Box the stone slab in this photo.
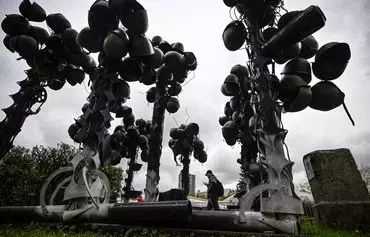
[303,148,369,203]
[313,201,370,230]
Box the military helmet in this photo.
[77,27,104,53]
[309,81,344,111]
[281,57,312,84]
[222,121,238,146]
[103,29,129,60]
[279,74,308,102]
[163,51,185,72]
[283,86,312,112]
[223,74,240,95]
[88,0,118,34]
[19,0,46,22]
[129,35,154,57]
[1,14,31,36]
[28,26,49,45]
[223,20,246,51]
[119,0,148,34]
[46,13,71,34]
[119,57,143,82]
[166,97,180,113]
[298,35,319,59]
[312,42,351,80]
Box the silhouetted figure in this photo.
[204,170,223,210]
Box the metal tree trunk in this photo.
[123,153,137,203]
[145,82,167,201]
[0,78,45,160]
[236,18,301,230]
[181,155,190,195]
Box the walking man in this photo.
[204,170,223,210]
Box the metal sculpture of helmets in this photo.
[37,0,198,217]
[143,37,198,202]
[144,36,197,111]
[169,123,207,195]
[221,0,354,234]
[0,0,92,160]
[39,0,155,220]
[121,118,153,202]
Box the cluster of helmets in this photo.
[1,0,94,91]
[68,103,152,167]
[168,123,207,165]
[224,0,282,29]
[131,118,153,162]
[79,0,151,66]
[269,9,350,113]
[222,3,352,117]
[68,101,113,150]
[219,64,256,146]
[67,65,133,149]
[121,118,152,198]
[222,0,283,51]
[145,36,198,114]
[100,117,151,167]
[78,0,197,90]
[279,41,350,113]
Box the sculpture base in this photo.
[313,201,370,231]
[0,204,302,234]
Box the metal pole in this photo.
[123,149,137,203]
[242,17,299,226]
[0,205,289,232]
[181,155,190,195]
[145,80,166,202]
[0,201,192,224]
[0,77,46,160]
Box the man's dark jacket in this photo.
[207,175,219,197]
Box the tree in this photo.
[359,165,370,193]
[0,143,73,206]
[103,165,124,202]
[0,143,123,206]
[168,123,207,196]
[144,38,199,202]
[296,181,311,192]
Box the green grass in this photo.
[0,224,184,237]
[0,219,369,237]
[0,224,108,237]
[300,217,370,237]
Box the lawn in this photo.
[0,218,369,237]
[300,217,370,237]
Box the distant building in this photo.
[178,173,196,196]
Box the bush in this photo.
[0,143,123,206]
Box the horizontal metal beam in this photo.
[189,210,274,232]
[0,203,276,232]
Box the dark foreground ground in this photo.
[0,218,369,237]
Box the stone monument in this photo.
[303,148,370,230]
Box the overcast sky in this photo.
[0,0,369,193]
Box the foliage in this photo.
[196,194,207,199]
[0,143,74,206]
[193,193,235,201]
[1,220,370,237]
[0,224,108,237]
[103,165,124,201]
[219,192,236,201]
[359,165,370,193]
[0,143,124,206]
[296,181,312,192]
[300,217,370,237]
